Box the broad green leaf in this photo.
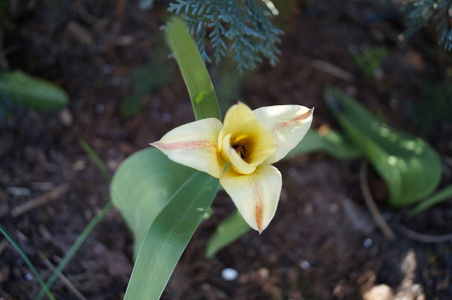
[123,172,219,300]
[0,224,55,300]
[205,210,250,259]
[325,87,441,206]
[287,129,363,160]
[0,70,69,110]
[166,18,221,121]
[110,148,195,256]
[410,185,452,216]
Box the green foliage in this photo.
[288,129,363,160]
[166,18,221,120]
[168,0,283,72]
[79,139,111,181]
[404,0,452,50]
[111,148,195,257]
[122,172,218,300]
[205,210,250,259]
[353,47,388,77]
[0,224,55,300]
[0,70,69,110]
[325,87,442,207]
[410,185,452,216]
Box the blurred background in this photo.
[0,0,451,299]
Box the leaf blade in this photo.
[123,172,219,299]
[205,210,250,259]
[110,148,196,256]
[410,185,452,216]
[324,87,441,206]
[288,129,363,160]
[166,18,221,121]
[0,70,68,110]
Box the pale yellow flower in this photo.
[152,103,313,233]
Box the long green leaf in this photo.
[410,185,452,216]
[111,148,195,256]
[288,129,363,160]
[0,224,55,300]
[35,202,113,300]
[0,70,68,110]
[123,172,219,300]
[325,87,441,206]
[166,18,221,121]
[205,210,250,259]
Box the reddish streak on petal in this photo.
[156,140,217,153]
[271,110,312,132]
[252,177,264,233]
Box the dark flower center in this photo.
[232,142,248,159]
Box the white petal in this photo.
[220,165,282,233]
[151,118,225,178]
[253,105,313,164]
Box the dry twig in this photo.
[11,184,69,217]
[359,161,395,240]
[40,255,88,300]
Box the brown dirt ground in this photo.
[1,0,451,299]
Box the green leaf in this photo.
[110,148,195,257]
[205,210,250,259]
[123,172,219,300]
[287,129,363,160]
[166,18,221,121]
[0,70,69,110]
[0,224,55,300]
[410,185,452,216]
[325,87,441,206]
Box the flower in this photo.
[151,103,313,233]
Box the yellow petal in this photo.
[219,103,276,174]
[151,118,225,178]
[253,105,313,164]
[220,164,282,233]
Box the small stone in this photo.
[221,268,238,281]
[59,109,73,126]
[300,260,311,270]
[363,284,394,300]
[363,238,373,248]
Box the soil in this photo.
[1,0,452,299]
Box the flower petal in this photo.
[151,118,225,178]
[219,102,276,174]
[220,164,282,233]
[253,105,313,164]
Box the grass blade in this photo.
[35,202,113,300]
[0,224,55,300]
[123,172,219,300]
[79,139,111,182]
[166,18,221,121]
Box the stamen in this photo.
[232,142,248,159]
